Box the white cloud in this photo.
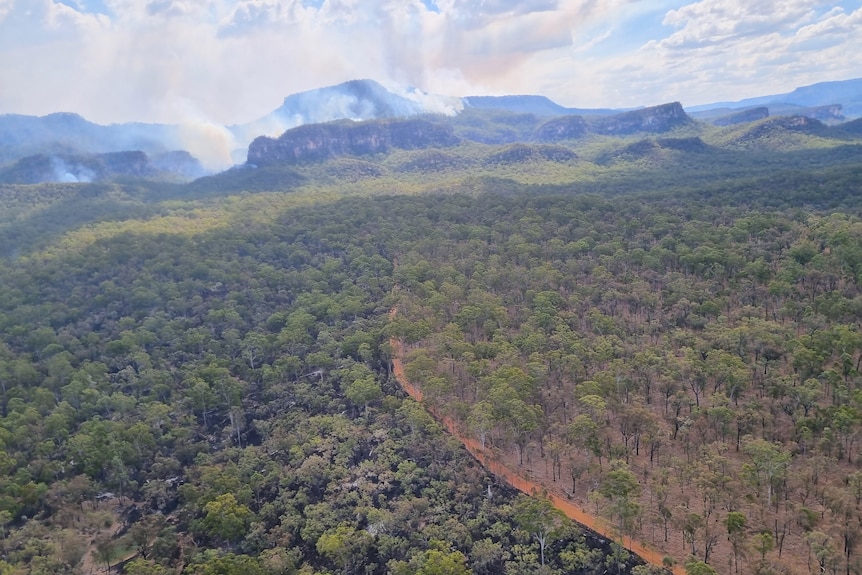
[657,0,824,50]
[0,0,860,152]
[0,0,15,22]
[621,1,862,106]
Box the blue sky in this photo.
[0,0,860,125]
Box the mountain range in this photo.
[687,77,862,118]
[1,77,861,183]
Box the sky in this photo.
[0,0,861,126]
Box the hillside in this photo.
[5,76,860,180]
[0,107,861,575]
[0,150,204,184]
[389,188,862,575]
[0,113,184,167]
[0,190,658,575]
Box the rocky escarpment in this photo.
[719,115,828,150]
[798,104,844,122]
[591,102,691,135]
[713,107,770,126]
[247,118,460,165]
[747,115,825,138]
[535,102,692,142]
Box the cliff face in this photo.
[247,118,460,165]
[535,102,691,142]
[753,115,825,134]
[591,102,690,135]
[799,104,844,122]
[721,115,827,150]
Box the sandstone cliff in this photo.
[247,118,460,166]
[535,102,691,142]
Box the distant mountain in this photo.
[0,150,204,184]
[709,115,831,152]
[0,113,179,162]
[689,78,862,118]
[693,104,844,126]
[246,102,695,167]
[247,118,459,166]
[232,79,461,144]
[0,112,213,178]
[463,95,619,117]
[535,102,692,142]
[3,77,860,177]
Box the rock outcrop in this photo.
[721,115,828,150]
[247,118,460,166]
[535,102,692,142]
[748,115,825,137]
[798,104,844,122]
[591,102,691,135]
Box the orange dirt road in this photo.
[389,314,685,575]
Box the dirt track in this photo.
[389,311,686,575]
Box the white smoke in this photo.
[388,83,464,116]
[50,157,94,183]
[176,120,236,171]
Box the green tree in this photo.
[316,523,373,575]
[685,560,717,575]
[598,460,641,540]
[724,511,747,573]
[568,414,603,467]
[415,547,471,575]
[512,493,564,566]
[751,531,775,561]
[344,374,382,416]
[742,438,790,508]
[187,552,266,575]
[125,558,170,575]
[201,493,253,547]
[468,400,496,450]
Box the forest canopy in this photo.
[0,113,861,575]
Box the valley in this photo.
[0,78,861,575]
